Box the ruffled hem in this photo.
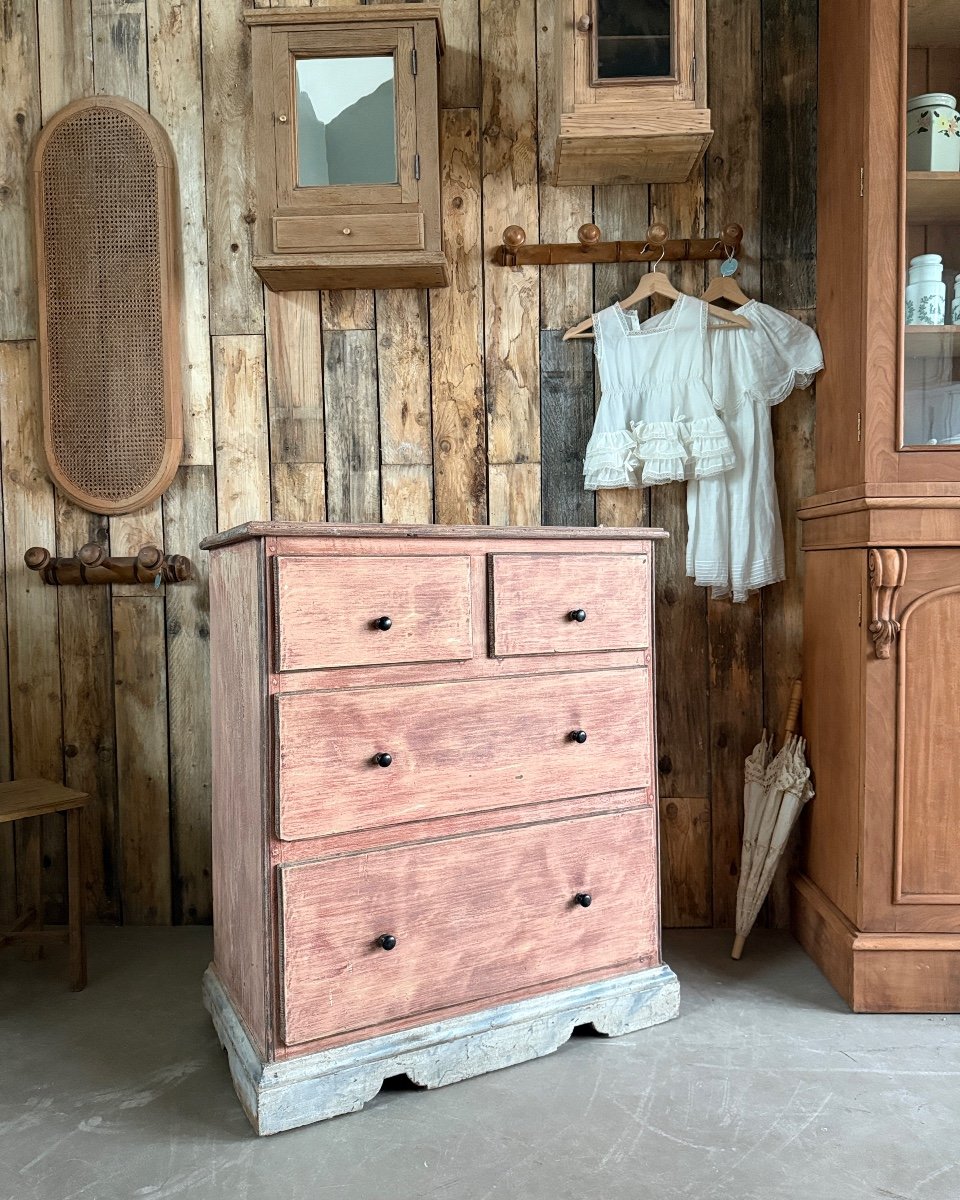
[584,415,735,489]
[700,561,786,604]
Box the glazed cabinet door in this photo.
[862,546,960,929]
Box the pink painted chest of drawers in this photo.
[201,522,679,1134]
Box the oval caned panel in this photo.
[32,97,183,514]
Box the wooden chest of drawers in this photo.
[201,523,679,1135]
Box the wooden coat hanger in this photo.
[701,243,753,309]
[562,246,752,342]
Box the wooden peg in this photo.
[721,222,744,249]
[24,547,51,573]
[502,225,526,253]
[577,223,602,246]
[646,222,670,245]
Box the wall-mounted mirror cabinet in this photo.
[552,0,712,184]
[246,5,447,291]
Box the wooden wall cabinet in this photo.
[795,0,960,1011]
[246,5,448,291]
[552,0,712,185]
[201,523,679,1135]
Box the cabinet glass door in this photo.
[295,55,398,188]
[901,1,960,448]
[593,0,674,83]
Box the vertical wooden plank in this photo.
[659,796,712,927]
[39,0,119,924]
[430,108,486,525]
[481,0,540,524]
[537,0,592,332]
[265,289,326,521]
[323,330,381,522]
[201,0,263,336]
[761,0,819,927]
[593,184,650,530]
[164,464,215,923]
[213,335,271,530]
[56,503,120,923]
[381,465,433,523]
[439,0,480,109]
[0,0,39,339]
[0,342,65,922]
[113,593,170,924]
[92,0,148,104]
[540,333,594,527]
[320,290,375,332]
[702,0,765,930]
[488,464,541,528]
[147,0,213,465]
[37,1,94,119]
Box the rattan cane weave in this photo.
[31,97,183,515]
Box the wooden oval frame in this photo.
[31,96,184,515]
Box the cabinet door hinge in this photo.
[857,411,862,442]
[411,47,418,75]
[414,153,421,181]
[860,165,864,197]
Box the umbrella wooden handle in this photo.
[781,679,802,744]
[731,934,747,960]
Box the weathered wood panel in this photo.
[0,0,818,930]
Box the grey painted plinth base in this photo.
[203,964,680,1136]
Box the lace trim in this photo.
[736,361,824,412]
[584,415,735,489]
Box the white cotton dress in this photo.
[634,299,824,601]
[583,294,736,488]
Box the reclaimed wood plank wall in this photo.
[0,0,816,927]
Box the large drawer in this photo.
[489,553,650,657]
[275,667,652,840]
[278,807,658,1045]
[274,555,474,671]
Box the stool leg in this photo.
[16,816,42,960]
[66,807,86,991]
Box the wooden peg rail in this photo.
[498,221,744,267]
[24,543,192,586]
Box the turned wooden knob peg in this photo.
[137,545,164,572]
[722,223,744,248]
[576,12,592,31]
[24,547,50,572]
[577,224,602,246]
[647,222,670,246]
[502,225,526,252]
[77,542,106,567]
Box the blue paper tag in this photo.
[720,257,739,277]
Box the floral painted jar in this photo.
[907,93,960,171]
[906,254,946,325]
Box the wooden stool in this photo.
[0,780,89,990]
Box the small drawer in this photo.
[275,667,651,840]
[489,553,650,657]
[273,212,425,253]
[278,807,658,1045]
[274,555,473,672]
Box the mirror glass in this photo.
[295,55,398,187]
[596,0,673,80]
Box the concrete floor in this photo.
[1,930,959,1200]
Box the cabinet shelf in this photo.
[909,0,960,47]
[905,325,960,357]
[907,172,960,223]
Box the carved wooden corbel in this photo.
[868,548,908,659]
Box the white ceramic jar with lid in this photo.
[906,253,945,325]
[907,94,960,171]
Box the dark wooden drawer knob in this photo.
[373,615,393,631]
[569,608,587,622]
[570,729,588,744]
[373,752,393,768]
[376,934,397,950]
[574,893,592,908]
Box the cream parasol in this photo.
[731,680,813,960]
